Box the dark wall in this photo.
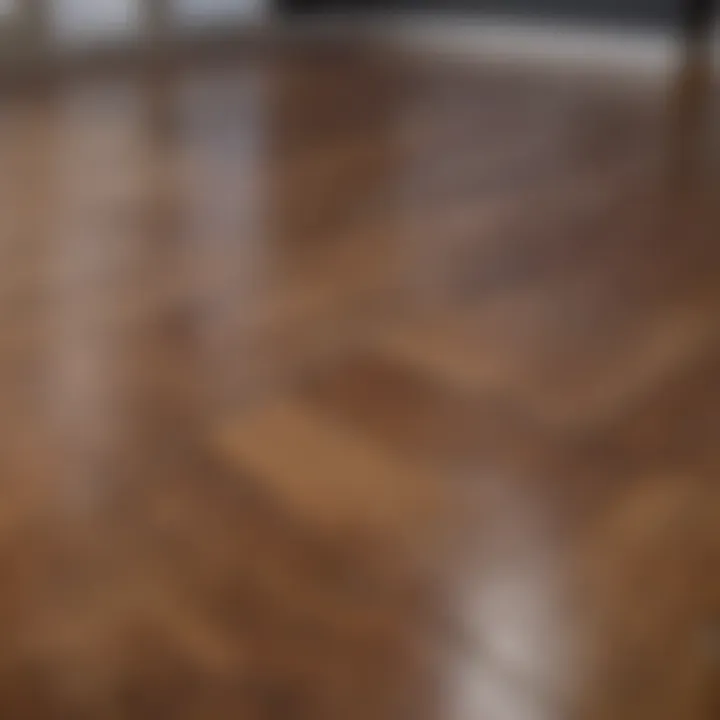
[281,0,684,27]
[398,0,681,25]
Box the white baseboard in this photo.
[283,11,719,80]
[390,17,681,75]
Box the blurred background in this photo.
[0,0,715,63]
[0,2,717,719]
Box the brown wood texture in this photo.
[0,44,718,719]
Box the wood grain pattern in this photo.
[0,43,718,719]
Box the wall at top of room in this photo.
[281,0,684,27]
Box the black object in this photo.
[684,0,716,39]
[280,0,717,38]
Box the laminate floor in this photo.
[0,43,718,719]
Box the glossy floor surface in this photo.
[0,44,719,719]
